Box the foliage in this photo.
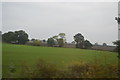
[2,31,15,43]
[26,41,33,45]
[74,33,84,44]
[53,35,58,40]
[47,38,55,47]
[52,33,66,47]
[74,33,84,48]
[103,43,107,46]
[57,38,64,47]
[26,40,42,46]
[71,41,75,44]
[94,42,99,46]
[74,33,92,49]
[19,60,118,78]
[14,30,29,44]
[2,30,29,44]
[42,39,46,42]
[113,40,120,53]
[35,59,58,78]
[59,33,66,43]
[31,38,35,41]
[9,64,16,73]
[32,40,42,46]
[47,33,66,47]
[21,59,58,78]
[59,33,65,39]
[83,40,93,49]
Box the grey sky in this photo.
[2,2,118,45]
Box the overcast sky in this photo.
[2,2,118,45]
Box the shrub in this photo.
[67,62,91,78]
[34,59,58,78]
[20,60,118,78]
[21,59,58,78]
[58,38,64,47]
[32,40,42,46]
[47,38,55,47]
[26,40,42,46]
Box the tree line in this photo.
[2,30,119,49]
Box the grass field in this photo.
[2,43,118,78]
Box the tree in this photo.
[53,35,58,45]
[32,40,42,46]
[58,33,66,43]
[113,40,120,53]
[52,33,66,47]
[83,40,93,49]
[2,30,29,44]
[26,39,42,46]
[71,41,75,44]
[59,33,65,38]
[43,39,46,42]
[47,38,55,47]
[58,38,64,47]
[14,30,29,44]
[53,35,58,40]
[2,31,15,43]
[103,43,107,46]
[74,33,84,48]
[94,43,99,46]
[74,33,92,49]
[31,38,35,41]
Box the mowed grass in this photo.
[2,43,118,77]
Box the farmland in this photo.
[2,43,118,78]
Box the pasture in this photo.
[2,43,118,78]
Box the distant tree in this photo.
[59,33,65,38]
[2,31,15,43]
[26,39,42,46]
[14,30,29,44]
[31,39,35,41]
[94,43,99,46]
[58,33,66,43]
[47,38,55,47]
[103,43,107,46]
[84,40,93,49]
[53,35,58,45]
[32,40,42,46]
[53,35,58,40]
[43,39,46,42]
[26,41,33,45]
[2,30,29,44]
[113,40,120,53]
[58,38,64,47]
[71,41,75,44]
[74,33,84,48]
[74,33,92,49]
[52,33,66,46]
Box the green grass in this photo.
[2,43,118,77]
